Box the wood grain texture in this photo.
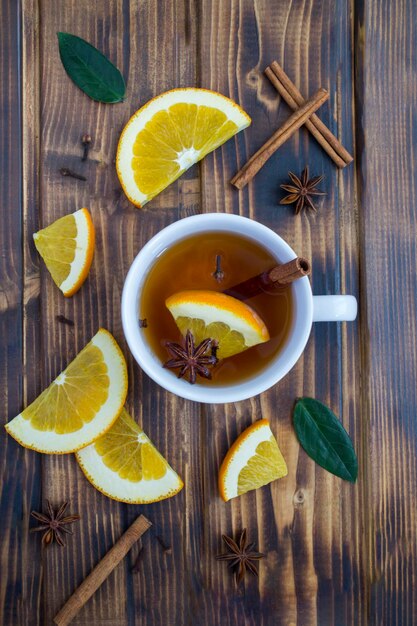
[198,1,364,624]
[0,1,43,624]
[1,0,416,625]
[356,0,417,624]
[32,1,200,625]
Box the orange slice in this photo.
[116,88,251,207]
[165,290,270,359]
[5,329,128,453]
[33,208,95,297]
[76,407,183,503]
[219,419,287,501]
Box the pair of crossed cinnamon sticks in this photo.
[231,61,353,190]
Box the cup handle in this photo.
[312,295,357,322]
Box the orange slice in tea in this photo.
[33,208,95,297]
[165,290,270,359]
[116,88,251,207]
[76,407,184,503]
[5,329,128,453]
[219,419,287,501]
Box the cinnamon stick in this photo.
[266,61,353,167]
[54,515,151,626]
[231,88,329,189]
[224,257,311,301]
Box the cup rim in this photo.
[121,213,313,403]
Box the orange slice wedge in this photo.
[219,419,287,501]
[166,290,270,359]
[76,407,183,503]
[5,329,128,453]
[116,88,250,207]
[33,208,95,297]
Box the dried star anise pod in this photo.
[280,165,326,214]
[216,529,265,585]
[30,500,80,547]
[163,330,218,384]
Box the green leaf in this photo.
[57,32,126,103]
[293,397,358,482]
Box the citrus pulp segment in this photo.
[33,208,95,297]
[165,290,270,359]
[116,88,251,207]
[4,329,128,453]
[219,419,287,501]
[76,407,184,503]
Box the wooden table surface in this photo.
[1,1,416,625]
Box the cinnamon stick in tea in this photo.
[231,88,329,190]
[224,257,311,301]
[54,515,152,626]
[265,61,353,167]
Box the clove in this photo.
[213,255,225,283]
[81,134,92,161]
[156,535,172,555]
[56,315,75,327]
[59,168,86,181]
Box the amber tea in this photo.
[140,231,293,386]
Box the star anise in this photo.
[216,529,265,585]
[30,500,80,547]
[280,165,326,214]
[163,330,218,384]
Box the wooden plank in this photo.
[0,1,43,625]
[357,0,417,623]
[199,1,364,624]
[31,0,200,624]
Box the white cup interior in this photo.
[121,214,313,403]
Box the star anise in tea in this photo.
[216,529,265,585]
[280,165,326,214]
[163,330,218,384]
[30,500,80,547]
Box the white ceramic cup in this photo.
[122,213,357,403]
